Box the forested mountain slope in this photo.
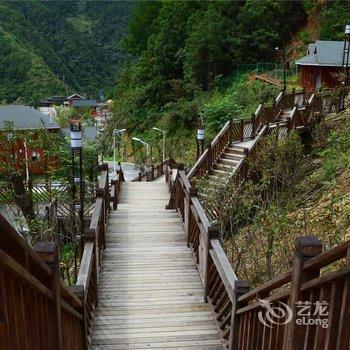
[109,0,350,165]
[0,1,135,104]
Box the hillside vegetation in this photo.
[109,0,350,164]
[215,99,350,287]
[0,1,135,104]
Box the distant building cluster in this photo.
[0,92,109,176]
[38,93,111,121]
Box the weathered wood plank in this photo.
[90,181,222,349]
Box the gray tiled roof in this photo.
[0,105,60,130]
[71,99,99,107]
[296,40,348,67]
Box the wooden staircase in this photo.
[210,145,246,180]
[89,181,222,349]
[189,90,327,220]
[1,128,350,350]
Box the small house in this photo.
[71,99,99,116]
[39,95,66,107]
[0,105,60,175]
[295,40,349,91]
[66,93,85,105]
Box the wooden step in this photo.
[214,163,236,173]
[90,181,222,349]
[212,169,230,177]
[227,145,246,154]
[218,157,239,166]
[221,152,243,161]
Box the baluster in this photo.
[272,100,276,120]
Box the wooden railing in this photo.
[72,167,111,341]
[189,121,233,179]
[188,91,301,180]
[166,164,350,350]
[287,92,330,132]
[0,165,121,349]
[132,158,174,182]
[167,170,250,348]
[111,167,124,210]
[0,216,86,350]
[234,236,350,350]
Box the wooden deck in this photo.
[90,181,222,349]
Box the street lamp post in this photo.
[342,23,350,79]
[113,129,126,179]
[152,127,166,163]
[132,137,151,163]
[70,123,84,275]
[275,43,287,92]
[341,23,350,111]
[196,122,205,160]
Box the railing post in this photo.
[229,280,250,350]
[272,100,276,119]
[165,166,169,184]
[33,242,63,350]
[70,284,88,350]
[240,119,244,141]
[184,187,197,242]
[251,113,256,138]
[111,180,118,210]
[286,236,323,350]
[207,144,212,175]
[151,165,155,181]
[203,226,219,302]
[96,188,105,250]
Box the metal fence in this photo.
[232,62,297,80]
[0,181,97,217]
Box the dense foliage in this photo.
[196,97,350,287]
[319,0,350,40]
[108,0,305,162]
[0,0,135,104]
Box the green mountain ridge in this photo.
[0,0,135,104]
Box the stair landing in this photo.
[90,182,222,349]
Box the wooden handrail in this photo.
[211,120,231,148]
[188,148,209,179]
[209,239,238,302]
[303,239,350,270]
[234,236,350,349]
[132,158,174,182]
[76,242,94,291]
[238,269,292,304]
[0,164,122,349]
